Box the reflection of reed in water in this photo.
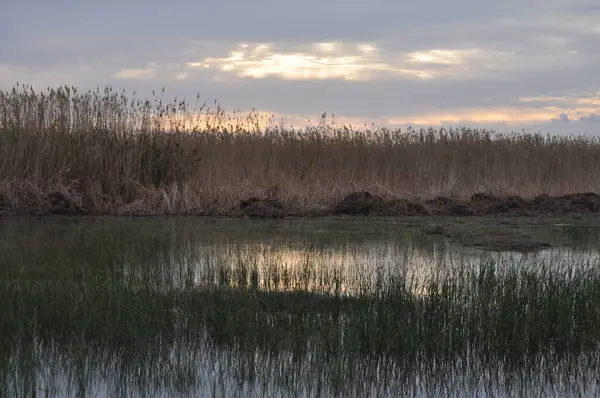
[2,218,600,397]
[3,253,600,396]
[117,236,600,301]
[4,336,599,397]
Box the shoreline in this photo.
[3,85,600,221]
[2,190,600,218]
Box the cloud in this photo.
[2,0,600,135]
[552,113,571,122]
[184,42,485,82]
[581,113,600,122]
[406,49,472,65]
[519,94,600,107]
[114,68,157,80]
[552,112,600,124]
[393,107,569,125]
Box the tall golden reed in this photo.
[1,84,599,214]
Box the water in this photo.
[1,217,600,397]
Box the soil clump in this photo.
[2,188,600,218]
[332,191,600,218]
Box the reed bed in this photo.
[1,84,600,215]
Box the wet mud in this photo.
[2,189,600,219]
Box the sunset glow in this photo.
[186,42,479,81]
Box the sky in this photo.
[1,0,600,134]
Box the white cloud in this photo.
[186,42,489,82]
[173,72,188,80]
[406,49,475,65]
[519,93,600,107]
[113,67,157,80]
[3,0,600,135]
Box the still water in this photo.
[1,217,599,397]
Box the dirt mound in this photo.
[2,187,600,218]
[0,190,89,216]
[238,197,284,218]
[554,192,600,212]
[468,194,528,215]
[423,196,474,216]
[46,192,88,215]
[468,192,600,215]
[331,191,600,217]
[334,191,383,215]
[371,199,428,216]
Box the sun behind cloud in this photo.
[184,42,480,82]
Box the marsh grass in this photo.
[2,259,600,396]
[1,218,600,396]
[2,84,600,215]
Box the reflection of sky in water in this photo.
[122,226,600,297]
[15,343,600,398]
[5,220,600,397]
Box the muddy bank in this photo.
[238,191,600,219]
[332,191,600,217]
[0,191,89,216]
[1,189,600,218]
[426,224,553,253]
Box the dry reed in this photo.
[1,83,600,215]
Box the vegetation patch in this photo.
[2,84,600,217]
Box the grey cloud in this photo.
[552,113,571,122]
[1,60,596,121]
[0,0,559,52]
[581,114,600,122]
[2,0,600,135]
[3,0,597,70]
[552,112,600,124]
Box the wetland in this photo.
[1,216,600,397]
[3,85,600,396]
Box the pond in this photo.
[1,217,600,397]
